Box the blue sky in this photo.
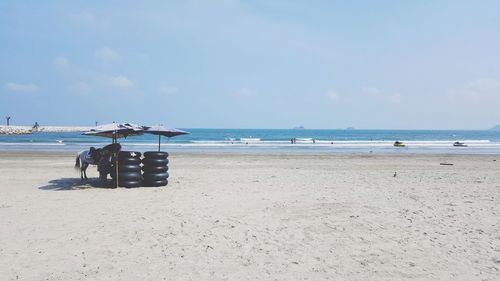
[1,0,499,129]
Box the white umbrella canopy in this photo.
[142,125,189,151]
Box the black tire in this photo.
[143,172,169,181]
[111,171,142,181]
[118,151,141,158]
[142,158,169,166]
[118,164,142,173]
[144,151,168,159]
[118,157,142,165]
[143,179,168,187]
[142,165,168,173]
[119,180,142,188]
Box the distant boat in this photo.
[453,141,467,147]
[393,141,406,147]
[293,126,305,129]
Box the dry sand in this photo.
[0,152,499,280]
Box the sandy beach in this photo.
[0,152,498,280]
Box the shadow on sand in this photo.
[39,178,114,191]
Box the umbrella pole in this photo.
[158,135,161,152]
[115,153,119,188]
[113,132,119,188]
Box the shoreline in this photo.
[0,147,500,155]
[1,150,500,157]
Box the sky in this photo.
[1,0,499,129]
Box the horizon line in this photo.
[0,124,498,131]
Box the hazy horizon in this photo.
[1,122,498,131]
[1,1,499,130]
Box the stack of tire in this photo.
[111,151,142,188]
[142,151,169,187]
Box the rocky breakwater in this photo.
[0,126,33,135]
[0,125,91,135]
[37,126,91,132]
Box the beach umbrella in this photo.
[142,125,189,151]
[83,122,144,143]
[83,122,145,188]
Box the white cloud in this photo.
[159,86,178,95]
[325,89,339,101]
[110,76,133,88]
[235,88,256,97]
[96,47,119,61]
[5,82,39,93]
[54,56,70,68]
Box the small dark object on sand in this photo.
[440,163,454,166]
[393,172,397,177]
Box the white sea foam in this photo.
[186,139,495,147]
[239,138,261,142]
[1,139,500,154]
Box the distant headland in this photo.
[490,125,500,131]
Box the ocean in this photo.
[1,128,500,154]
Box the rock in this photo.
[0,126,33,135]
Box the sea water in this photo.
[1,129,500,154]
